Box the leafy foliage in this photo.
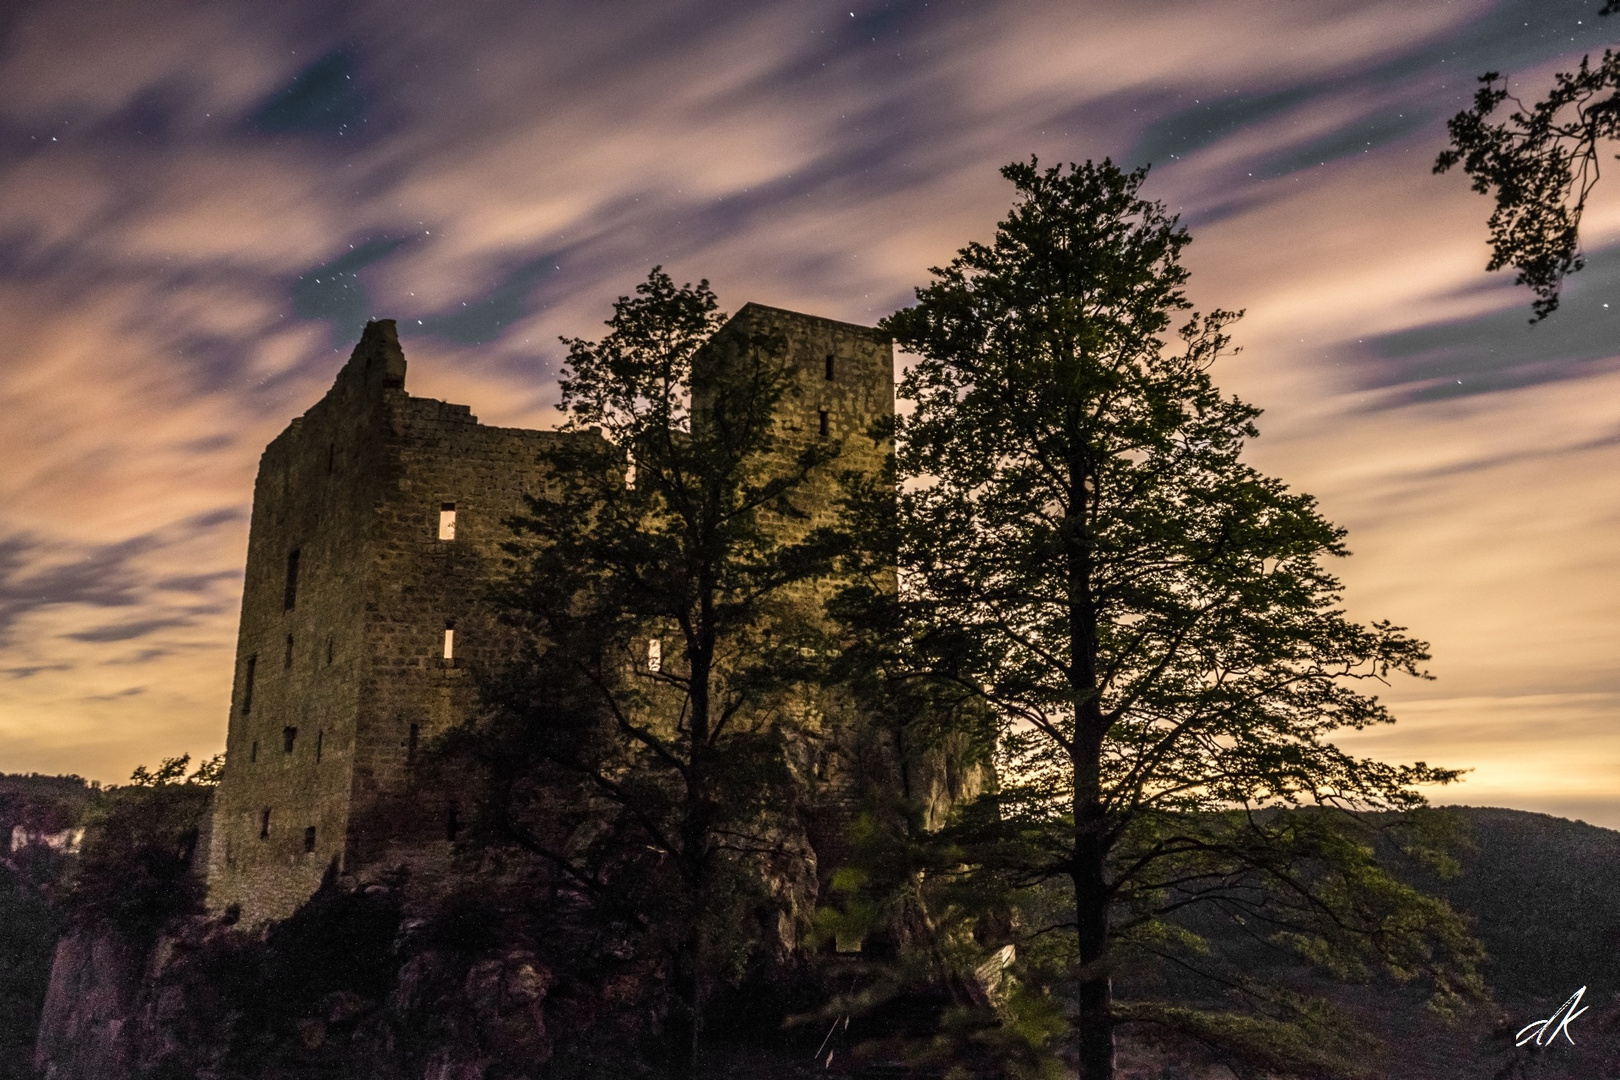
[864,157,1481,1078]
[65,757,216,936]
[129,753,223,788]
[1435,3,1620,319]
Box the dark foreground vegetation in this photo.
[9,784,1620,1079]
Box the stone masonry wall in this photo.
[208,307,901,926]
[344,391,592,886]
[208,323,409,924]
[207,322,601,923]
[692,305,898,876]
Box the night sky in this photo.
[4,0,1620,823]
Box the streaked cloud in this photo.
[2,0,1619,821]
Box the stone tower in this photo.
[206,306,895,925]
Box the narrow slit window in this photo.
[315,729,324,764]
[407,723,419,765]
[647,638,662,673]
[250,740,258,763]
[326,636,334,666]
[303,826,317,853]
[438,503,457,540]
[326,444,335,473]
[242,655,257,715]
[825,353,835,380]
[446,805,461,842]
[259,808,271,839]
[443,622,455,661]
[283,726,297,754]
[283,549,301,611]
[818,410,830,437]
[284,634,294,669]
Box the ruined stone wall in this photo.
[207,323,408,924]
[696,303,894,535]
[209,308,903,925]
[208,321,607,923]
[718,308,986,836]
[692,305,899,875]
[344,391,591,884]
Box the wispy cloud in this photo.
[2,0,1619,818]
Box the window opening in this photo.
[647,638,662,673]
[825,353,835,380]
[443,622,456,661]
[283,549,300,611]
[304,826,317,853]
[250,740,258,763]
[284,634,294,669]
[818,410,829,437]
[326,636,334,666]
[326,444,335,473]
[283,726,297,754]
[259,808,271,839]
[242,655,257,715]
[438,503,457,540]
[315,729,324,763]
[446,805,461,842]
[407,723,419,765]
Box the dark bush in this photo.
[66,782,211,937]
[256,879,403,1012]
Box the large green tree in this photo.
[477,269,839,1075]
[874,159,1479,1079]
[1435,1,1620,319]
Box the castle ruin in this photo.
[205,305,898,925]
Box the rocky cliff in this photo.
[31,883,568,1080]
[34,931,147,1080]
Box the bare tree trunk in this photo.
[1069,447,1113,1080]
[689,924,706,1079]
[1074,801,1114,1080]
[1073,697,1113,1080]
[680,616,716,1079]
[675,799,711,1079]
[670,927,705,1079]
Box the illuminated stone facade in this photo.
[205,306,901,925]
